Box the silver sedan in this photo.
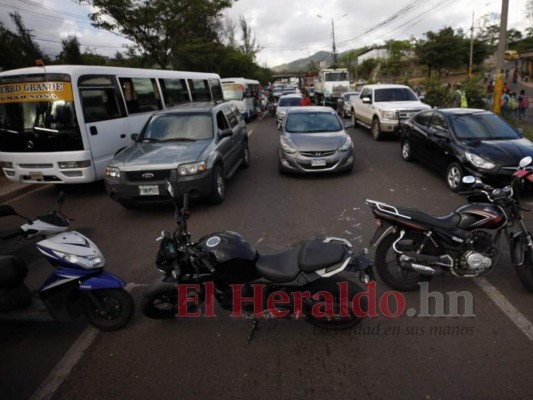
[278,106,354,174]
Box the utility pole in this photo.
[493,0,509,114]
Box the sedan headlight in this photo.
[380,110,397,120]
[466,152,496,170]
[178,161,207,176]
[105,166,120,178]
[338,136,352,151]
[280,140,297,154]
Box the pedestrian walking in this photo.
[518,89,529,120]
[451,83,468,108]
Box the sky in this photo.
[0,0,531,68]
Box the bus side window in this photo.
[209,78,224,102]
[159,78,190,108]
[119,77,162,114]
[80,88,122,123]
[188,79,212,102]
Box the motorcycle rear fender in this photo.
[369,221,396,247]
[77,271,126,290]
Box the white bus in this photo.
[0,65,225,184]
[221,77,260,121]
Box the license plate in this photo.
[139,185,159,196]
[30,172,44,181]
[311,158,326,167]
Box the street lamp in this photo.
[316,13,348,66]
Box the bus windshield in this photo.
[0,81,82,152]
[222,83,245,100]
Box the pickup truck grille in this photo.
[398,109,424,120]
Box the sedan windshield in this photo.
[451,113,521,140]
[278,97,302,107]
[141,113,213,141]
[285,112,342,133]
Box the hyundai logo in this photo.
[314,152,322,157]
[27,141,34,149]
[142,173,155,179]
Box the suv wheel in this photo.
[210,165,225,204]
[241,142,250,169]
[371,118,383,141]
[351,112,358,128]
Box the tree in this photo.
[80,0,234,69]
[9,12,48,65]
[56,35,84,64]
[239,16,261,60]
[414,27,466,77]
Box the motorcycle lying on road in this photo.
[0,193,134,330]
[366,156,533,292]
[142,181,374,340]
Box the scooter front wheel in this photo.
[85,289,134,331]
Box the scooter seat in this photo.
[0,255,28,289]
[298,240,347,272]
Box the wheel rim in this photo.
[372,121,379,138]
[244,146,249,164]
[95,296,122,320]
[402,142,410,159]
[216,171,225,197]
[447,166,461,189]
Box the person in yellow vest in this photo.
[451,82,468,108]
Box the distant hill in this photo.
[272,51,333,72]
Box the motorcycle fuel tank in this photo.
[197,231,259,282]
[455,203,507,230]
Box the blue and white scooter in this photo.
[0,193,134,331]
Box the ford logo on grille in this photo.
[142,173,155,179]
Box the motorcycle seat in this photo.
[256,247,300,283]
[255,240,348,283]
[395,208,461,230]
[297,240,347,272]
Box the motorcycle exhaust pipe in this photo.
[399,255,439,276]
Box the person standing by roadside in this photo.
[451,83,468,108]
[501,89,511,117]
[518,89,529,120]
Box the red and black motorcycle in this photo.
[366,156,533,292]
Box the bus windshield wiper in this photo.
[34,126,59,134]
[162,138,197,142]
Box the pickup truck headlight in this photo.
[178,161,207,176]
[338,136,352,152]
[380,110,397,120]
[466,152,495,170]
[105,166,120,178]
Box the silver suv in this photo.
[105,102,249,207]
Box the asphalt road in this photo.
[1,115,533,400]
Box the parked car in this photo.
[278,106,354,174]
[400,108,533,191]
[337,91,360,118]
[105,102,250,207]
[276,93,302,124]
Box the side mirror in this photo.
[362,97,371,104]
[0,205,17,218]
[219,128,233,138]
[131,133,139,141]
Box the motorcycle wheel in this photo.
[85,289,134,331]
[375,233,432,291]
[304,275,366,330]
[516,249,533,292]
[142,287,178,319]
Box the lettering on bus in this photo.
[0,82,73,103]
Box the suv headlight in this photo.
[105,166,120,178]
[338,136,352,151]
[466,152,495,170]
[380,110,397,120]
[178,161,207,176]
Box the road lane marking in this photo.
[29,282,139,400]
[475,277,533,341]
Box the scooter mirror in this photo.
[462,176,476,184]
[519,156,532,169]
[0,204,17,217]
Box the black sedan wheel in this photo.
[446,162,464,192]
[401,139,413,161]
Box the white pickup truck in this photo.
[350,84,430,140]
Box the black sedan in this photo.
[400,108,533,191]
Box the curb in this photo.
[0,182,43,203]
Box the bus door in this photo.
[79,76,130,180]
